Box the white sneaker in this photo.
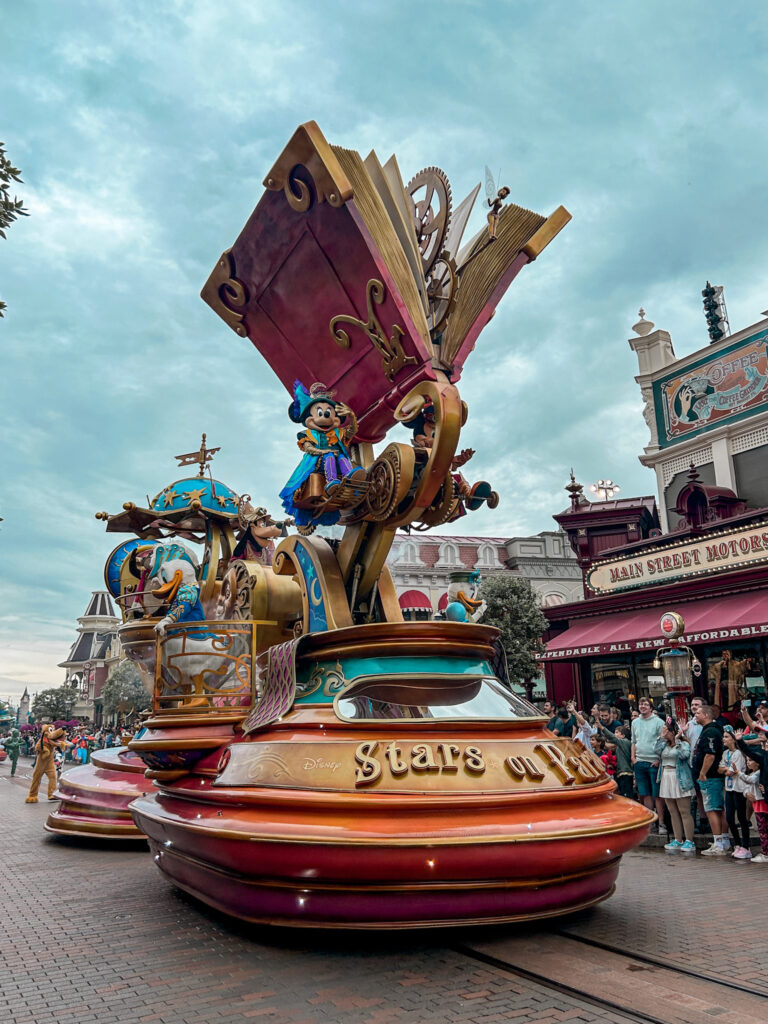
[701,842,728,856]
[751,853,768,863]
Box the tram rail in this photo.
[457,941,663,1024]
[555,927,760,998]
[455,927,768,1024]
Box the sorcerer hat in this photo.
[288,381,345,425]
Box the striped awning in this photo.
[399,589,432,613]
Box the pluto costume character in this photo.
[25,725,66,802]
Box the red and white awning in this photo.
[399,590,432,613]
[437,592,449,612]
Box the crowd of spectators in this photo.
[1,723,126,771]
[540,696,768,861]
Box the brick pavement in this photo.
[552,847,768,990]
[1,758,761,1024]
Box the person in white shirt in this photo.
[719,725,751,859]
[567,702,597,750]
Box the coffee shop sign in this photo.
[586,519,768,594]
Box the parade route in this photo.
[2,758,767,1024]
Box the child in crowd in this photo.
[599,739,617,777]
[736,738,768,863]
[654,718,696,852]
[719,725,752,859]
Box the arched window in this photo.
[476,543,497,567]
[399,540,419,564]
[436,541,459,566]
[542,592,566,608]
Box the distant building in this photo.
[387,531,582,619]
[631,309,768,531]
[19,687,30,724]
[543,308,768,711]
[59,591,122,721]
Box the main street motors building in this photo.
[542,309,768,710]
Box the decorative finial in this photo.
[687,462,701,483]
[632,308,655,337]
[175,433,221,477]
[565,469,584,510]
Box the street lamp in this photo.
[590,479,620,501]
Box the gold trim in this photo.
[521,205,572,261]
[130,737,228,751]
[56,776,146,798]
[200,249,248,337]
[135,802,652,846]
[55,801,135,820]
[273,534,353,633]
[263,120,353,211]
[44,819,145,838]
[330,279,418,382]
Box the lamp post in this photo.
[653,612,701,717]
[589,479,620,501]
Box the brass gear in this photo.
[365,457,398,521]
[427,251,458,334]
[416,472,458,529]
[406,167,452,278]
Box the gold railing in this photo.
[154,620,255,714]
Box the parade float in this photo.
[89,122,651,925]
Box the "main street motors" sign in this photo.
[586,518,768,595]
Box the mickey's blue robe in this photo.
[279,428,351,526]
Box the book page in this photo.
[364,150,429,318]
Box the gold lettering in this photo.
[384,741,408,776]
[519,754,545,780]
[411,743,440,772]
[534,741,576,784]
[505,754,545,781]
[463,745,485,774]
[505,755,526,779]
[354,741,381,787]
[568,752,602,782]
[437,743,460,772]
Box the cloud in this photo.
[2,0,768,699]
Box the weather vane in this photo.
[175,433,220,477]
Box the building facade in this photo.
[631,309,768,532]
[388,531,582,619]
[542,308,768,712]
[59,591,122,721]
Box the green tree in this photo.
[101,661,151,718]
[0,142,29,317]
[32,685,79,722]
[478,575,548,684]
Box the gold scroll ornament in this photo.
[213,739,607,793]
[330,278,418,382]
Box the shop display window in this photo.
[590,661,632,706]
[635,659,667,701]
[705,647,766,709]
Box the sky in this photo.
[2,0,768,702]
